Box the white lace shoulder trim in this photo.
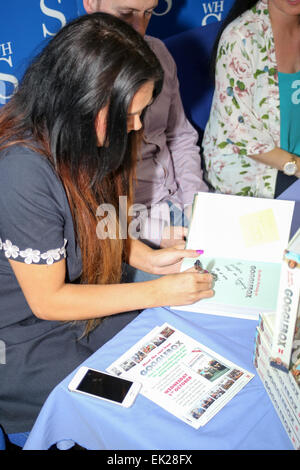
[0,238,67,265]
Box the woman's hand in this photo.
[147,243,200,275]
[160,226,188,248]
[152,267,214,306]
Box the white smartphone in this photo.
[68,366,141,408]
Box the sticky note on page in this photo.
[239,208,280,247]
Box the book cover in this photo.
[254,323,300,449]
[255,326,300,420]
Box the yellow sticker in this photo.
[239,208,280,247]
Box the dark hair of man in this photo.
[211,0,259,77]
[0,12,164,334]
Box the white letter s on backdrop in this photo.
[40,0,66,38]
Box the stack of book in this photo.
[253,228,300,450]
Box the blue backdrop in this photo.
[75,1,234,38]
[0,0,235,108]
[0,0,79,107]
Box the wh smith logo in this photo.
[153,1,225,24]
[202,1,224,25]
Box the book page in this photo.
[107,324,254,429]
[187,193,294,262]
[239,208,280,247]
[177,256,282,316]
[173,193,294,319]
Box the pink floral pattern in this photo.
[203,0,279,198]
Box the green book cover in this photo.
[180,256,281,313]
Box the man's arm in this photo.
[165,56,208,205]
[136,37,208,247]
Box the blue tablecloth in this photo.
[23,306,293,450]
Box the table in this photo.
[23,306,293,450]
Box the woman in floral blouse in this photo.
[203,0,300,198]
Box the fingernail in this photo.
[196,249,204,254]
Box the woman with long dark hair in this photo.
[0,13,213,434]
[203,0,300,198]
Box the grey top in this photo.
[0,144,138,433]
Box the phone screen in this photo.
[76,369,133,403]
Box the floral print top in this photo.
[203,0,279,198]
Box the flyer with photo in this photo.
[107,324,254,429]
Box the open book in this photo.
[172,193,295,320]
[107,323,253,429]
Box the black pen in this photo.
[194,259,218,280]
[194,259,208,274]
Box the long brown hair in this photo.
[0,13,163,334]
